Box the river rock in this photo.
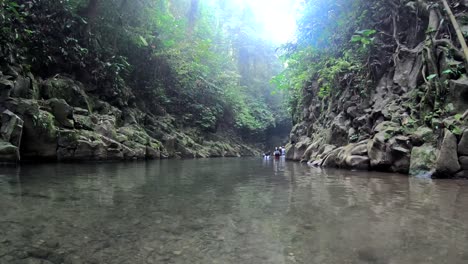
[286,136,312,161]
[47,98,74,128]
[410,126,434,146]
[329,113,348,146]
[459,156,468,170]
[454,170,468,179]
[0,76,14,100]
[41,77,90,109]
[388,136,411,173]
[367,132,392,170]
[10,75,32,99]
[322,147,343,167]
[350,141,368,155]
[0,141,20,162]
[1,109,23,147]
[448,77,468,113]
[409,144,437,176]
[21,110,58,160]
[345,155,370,170]
[302,140,321,161]
[458,129,468,155]
[434,129,461,177]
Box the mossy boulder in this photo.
[46,98,74,128]
[0,141,20,162]
[41,77,90,110]
[21,110,58,159]
[409,144,438,177]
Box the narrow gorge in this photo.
[284,0,468,178]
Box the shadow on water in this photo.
[1,158,468,263]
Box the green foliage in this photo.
[272,0,378,120]
[1,0,288,141]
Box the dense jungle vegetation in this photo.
[0,0,288,141]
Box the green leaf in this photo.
[442,69,453,75]
[427,74,438,80]
[139,35,148,47]
[350,35,362,42]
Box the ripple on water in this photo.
[1,158,468,264]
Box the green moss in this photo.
[32,110,58,138]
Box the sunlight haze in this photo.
[231,0,300,43]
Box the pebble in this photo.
[172,250,182,256]
[45,240,60,248]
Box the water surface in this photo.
[1,158,468,264]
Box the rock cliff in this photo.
[285,1,468,179]
[0,73,259,163]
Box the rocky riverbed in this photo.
[2,159,468,264]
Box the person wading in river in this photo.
[274,147,281,159]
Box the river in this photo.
[1,158,468,264]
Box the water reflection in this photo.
[1,158,468,264]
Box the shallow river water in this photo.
[1,158,468,264]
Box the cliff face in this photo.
[0,74,259,163]
[285,0,468,178]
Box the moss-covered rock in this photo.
[409,144,438,177]
[0,141,20,162]
[41,77,90,110]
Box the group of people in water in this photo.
[263,146,286,159]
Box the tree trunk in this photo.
[83,0,100,34]
[440,0,468,69]
[187,0,199,37]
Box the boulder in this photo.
[0,76,14,100]
[285,143,294,160]
[367,133,392,170]
[454,170,468,179]
[345,155,370,170]
[350,141,368,156]
[448,77,468,113]
[146,146,161,159]
[409,144,438,176]
[459,156,468,170]
[318,144,337,159]
[1,110,23,147]
[21,110,58,160]
[73,114,94,131]
[434,129,461,177]
[302,140,322,161]
[329,113,349,146]
[74,140,107,160]
[309,159,324,167]
[41,77,90,109]
[0,141,20,162]
[322,147,343,167]
[388,136,412,174]
[410,126,434,146]
[10,75,32,99]
[47,98,74,128]
[290,136,311,161]
[458,129,468,155]
[122,141,146,159]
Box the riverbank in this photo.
[0,75,259,164]
[282,1,468,179]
